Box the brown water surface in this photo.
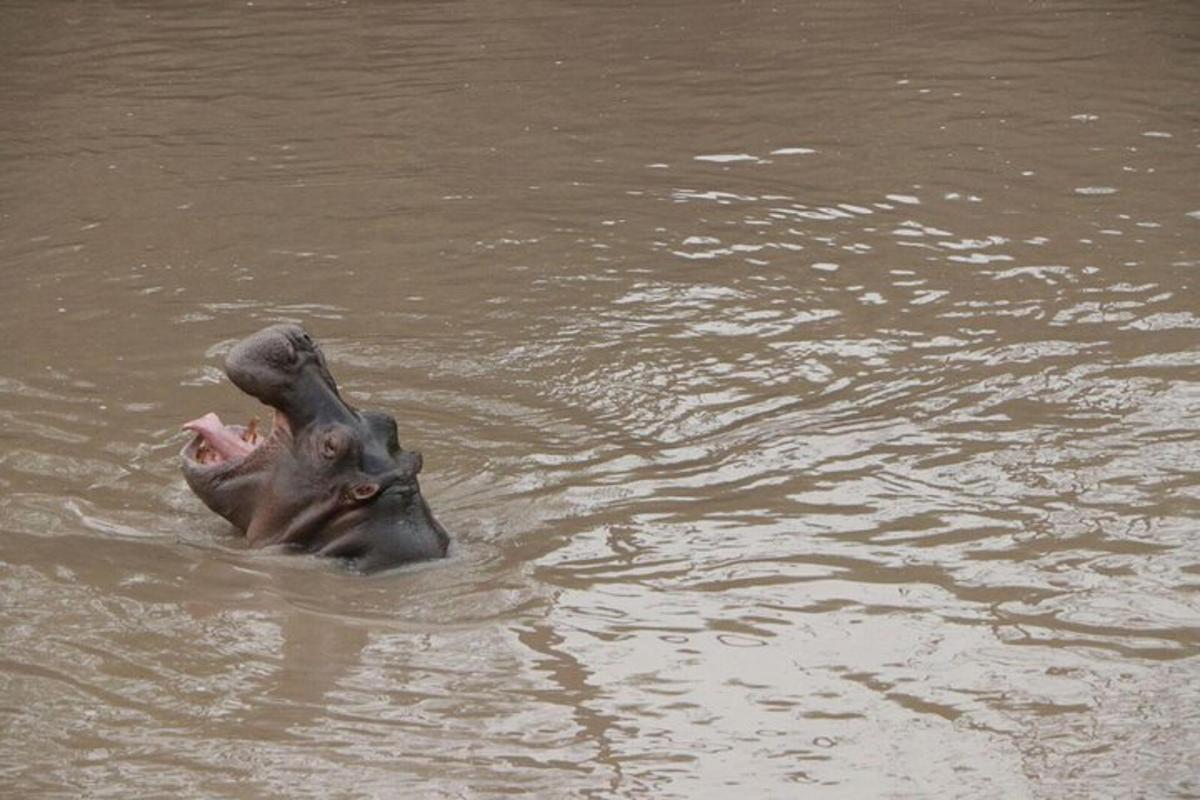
[2,1,1199,797]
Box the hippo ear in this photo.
[399,450,423,477]
[349,482,381,502]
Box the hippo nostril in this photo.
[287,326,316,354]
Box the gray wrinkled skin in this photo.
[181,324,449,572]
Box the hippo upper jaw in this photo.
[180,323,344,524]
[224,323,352,432]
[181,323,343,530]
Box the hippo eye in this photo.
[321,430,347,459]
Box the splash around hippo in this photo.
[180,324,449,573]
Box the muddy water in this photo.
[2,1,1198,797]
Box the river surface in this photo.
[1,1,1198,797]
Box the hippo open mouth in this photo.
[180,324,449,572]
[182,410,286,468]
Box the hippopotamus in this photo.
[180,324,449,572]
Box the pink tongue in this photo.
[182,412,254,459]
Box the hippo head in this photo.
[180,324,449,572]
